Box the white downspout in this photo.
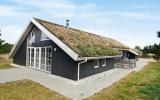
[77,58,87,81]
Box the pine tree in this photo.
[158,31,160,38]
[0,29,5,47]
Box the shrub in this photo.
[139,83,160,99]
[0,43,13,54]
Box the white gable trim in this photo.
[9,20,34,58]
[9,18,79,61]
[31,18,79,61]
[128,49,139,56]
[119,49,139,56]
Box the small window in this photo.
[94,60,99,68]
[41,32,50,41]
[27,28,35,47]
[101,59,106,66]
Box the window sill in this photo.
[41,39,50,41]
[102,64,106,66]
[94,66,99,69]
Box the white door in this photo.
[27,47,52,73]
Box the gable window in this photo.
[27,27,36,47]
[101,59,106,66]
[94,60,99,68]
[41,32,50,41]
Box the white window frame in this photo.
[101,59,106,66]
[45,46,52,72]
[26,46,52,73]
[94,60,99,68]
[27,27,36,47]
[40,32,50,41]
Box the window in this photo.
[46,47,52,72]
[94,60,99,68]
[41,32,50,41]
[101,59,106,66]
[27,27,36,47]
[40,48,46,70]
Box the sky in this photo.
[0,0,160,48]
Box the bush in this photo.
[0,43,13,54]
[141,53,154,58]
[139,83,160,99]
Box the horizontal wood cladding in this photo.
[79,58,115,79]
[13,26,77,80]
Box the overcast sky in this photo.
[0,0,160,48]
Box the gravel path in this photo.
[0,58,152,100]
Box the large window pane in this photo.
[46,47,52,72]
[40,48,45,70]
[31,48,34,67]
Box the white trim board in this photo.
[119,49,139,56]
[9,21,34,58]
[9,18,79,61]
[31,18,79,61]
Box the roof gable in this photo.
[9,18,79,61]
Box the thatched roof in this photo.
[35,18,129,57]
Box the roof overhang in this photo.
[9,18,79,61]
[118,49,139,56]
[9,21,34,59]
[77,55,122,61]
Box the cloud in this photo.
[108,11,160,20]
[8,0,96,10]
[0,5,19,17]
[1,25,23,44]
[11,0,77,9]
[0,5,41,18]
[1,0,160,48]
[134,4,160,9]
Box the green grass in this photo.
[0,80,69,100]
[36,18,128,57]
[77,44,121,57]
[87,61,160,100]
[0,54,13,69]
[0,63,12,69]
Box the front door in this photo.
[27,47,52,73]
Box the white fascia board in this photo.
[9,20,34,58]
[31,18,79,61]
[77,55,123,61]
[128,49,139,56]
[118,49,139,56]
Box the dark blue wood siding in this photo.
[122,51,138,59]
[13,26,77,80]
[13,26,118,81]
[13,39,27,66]
[79,58,115,79]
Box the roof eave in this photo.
[9,17,79,61]
[31,18,79,61]
[9,20,34,58]
[118,49,139,56]
[77,55,123,61]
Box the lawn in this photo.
[0,80,69,100]
[87,61,160,100]
[0,54,13,69]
